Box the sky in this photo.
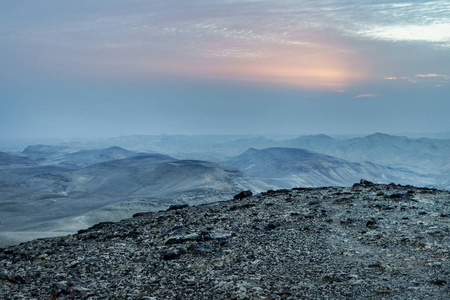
[1,0,449,139]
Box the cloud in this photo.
[360,23,450,44]
[416,74,439,77]
[1,1,373,89]
[349,1,450,46]
[355,94,376,98]
[381,74,449,85]
[413,74,449,84]
[1,0,449,89]
[415,74,448,79]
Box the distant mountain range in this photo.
[0,132,449,247]
[21,145,138,168]
[279,133,450,173]
[38,133,450,174]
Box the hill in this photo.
[0,151,36,168]
[0,152,268,247]
[1,182,448,299]
[281,133,450,174]
[223,147,433,188]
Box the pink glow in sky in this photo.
[1,0,449,138]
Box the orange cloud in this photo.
[355,94,376,98]
[126,40,369,90]
[415,74,440,77]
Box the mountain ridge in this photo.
[223,147,433,188]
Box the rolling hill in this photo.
[0,151,268,247]
[223,147,433,188]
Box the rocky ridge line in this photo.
[0,181,449,299]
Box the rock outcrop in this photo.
[1,181,449,299]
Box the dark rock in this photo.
[90,222,115,230]
[233,190,253,200]
[366,219,377,228]
[76,229,89,234]
[169,225,186,232]
[360,179,374,186]
[352,183,362,190]
[373,204,394,211]
[0,272,29,284]
[253,225,265,231]
[334,197,353,205]
[69,285,90,296]
[308,201,320,206]
[168,204,189,210]
[263,189,291,196]
[431,279,447,286]
[162,249,186,260]
[132,212,153,218]
[219,240,231,247]
[51,281,90,299]
[51,281,69,299]
[193,244,216,255]
[320,273,350,283]
[285,193,294,202]
[368,263,382,269]
[340,218,356,225]
[389,193,413,201]
[165,238,186,245]
[265,222,280,230]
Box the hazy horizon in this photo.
[2,131,450,145]
[1,1,449,140]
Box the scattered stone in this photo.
[192,244,216,255]
[360,179,374,186]
[168,204,189,210]
[376,291,391,296]
[334,197,353,205]
[233,190,253,200]
[265,222,280,230]
[0,183,448,299]
[431,279,447,286]
[340,218,356,225]
[162,249,186,260]
[366,219,377,229]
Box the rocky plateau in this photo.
[0,180,449,299]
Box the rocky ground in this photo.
[0,180,449,299]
